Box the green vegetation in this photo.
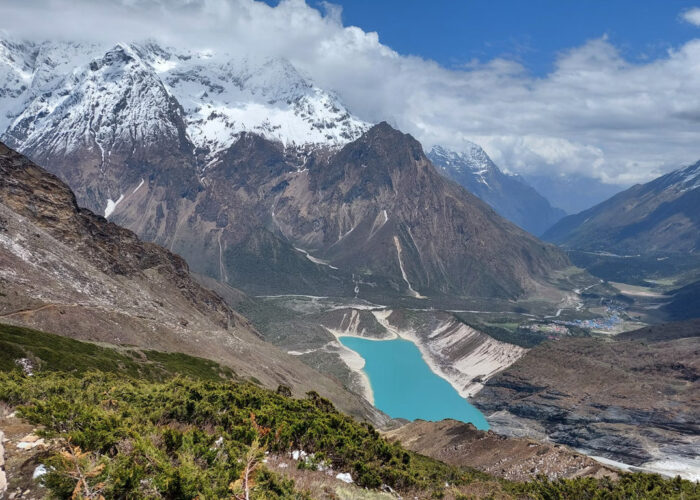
[511,474,698,499]
[1,323,698,499]
[453,314,549,348]
[0,372,487,498]
[0,323,235,381]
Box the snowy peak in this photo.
[661,160,700,192]
[223,55,312,101]
[430,143,494,173]
[429,143,499,190]
[0,40,34,92]
[0,40,103,104]
[147,45,369,154]
[0,39,370,162]
[428,143,565,236]
[3,42,183,159]
[428,141,494,189]
[90,43,136,72]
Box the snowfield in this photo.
[0,39,369,160]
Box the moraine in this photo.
[339,336,489,430]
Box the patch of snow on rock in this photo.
[335,472,353,483]
[33,464,48,479]
[132,178,145,194]
[104,194,124,218]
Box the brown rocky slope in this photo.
[16,96,571,300]
[0,141,387,424]
[107,123,570,300]
[385,419,615,482]
[472,322,700,478]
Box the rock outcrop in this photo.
[472,324,700,479]
[385,419,616,482]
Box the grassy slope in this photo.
[0,323,697,499]
[0,323,235,381]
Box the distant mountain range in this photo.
[544,160,700,255]
[0,39,570,301]
[428,144,566,236]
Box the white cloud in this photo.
[1,0,700,185]
[682,7,700,26]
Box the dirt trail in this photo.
[0,303,78,319]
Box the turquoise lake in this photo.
[339,336,489,430]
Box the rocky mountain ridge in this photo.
[0,38,571,301]
[428,144,566,235]
[1,39,368,160]
[263,123,570,298]
[543,160,700,255]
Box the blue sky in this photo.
[300,0,700,75]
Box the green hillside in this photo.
[1,323,697,499]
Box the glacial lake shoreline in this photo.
[339,336,489,430]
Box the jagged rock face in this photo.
[472,326,700,472]
[272,123,570,298]
[428,145,566,236]
[0,142,388,424]
[543,161,700,254]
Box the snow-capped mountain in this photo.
[0,40,105,133]
[660,160,700,192]
[430,143,494,187]
[0,41,198,217]
[5,43,185,160]
[136,43,368,154]
[428,144,566,236]
[0,39,369,162]
[0,38,370,219]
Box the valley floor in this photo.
[246,292,700,483]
